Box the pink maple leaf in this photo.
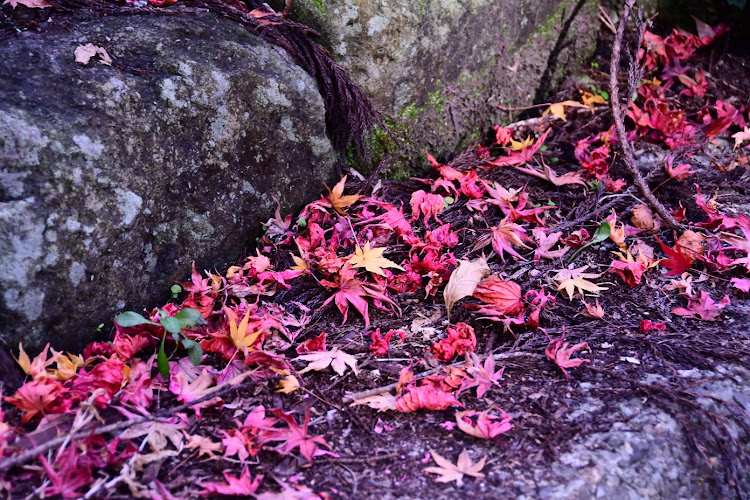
[672,290,730,321]
[410,190,445,224]
[263,408,332,464]
[455,409,513,439]
[545,330,591,381]
[459,353,504,398]
[198,467,263,497]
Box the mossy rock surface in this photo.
[279,0,599,171]
[0,13,338,352]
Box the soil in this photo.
[3,17,750,500]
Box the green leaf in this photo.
[170,284,182,297]
[184,339,203,366]
[116,311,154,327]
[297,217,307,228]
[160,316,182,335]
[568,222,611,263]
[175,308,206,328]
[157,337,170,378]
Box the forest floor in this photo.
[2,13,750,500]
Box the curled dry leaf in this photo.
[443,258,490,321]
[630,204,660,234]
[395,384,461,412]
[74,44,112,66]
[424,449,487,486]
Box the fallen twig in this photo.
[609,0,683,230]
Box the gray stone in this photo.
[278,0,599,167]
[0,13,338,352]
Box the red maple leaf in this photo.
[472,277,524,316]
[484,129,551,168]
[321,264,400,327]
[369,329,407,357]
[655,236,693,276]
[430,323,477,362]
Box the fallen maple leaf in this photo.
[580,299,605,319]
[410,189,445,224]
[348,242,405,276]
[552,265,607,299]
[731,278,750,293]
[460,353,504,398]
[580,90,606,110]
[510,135,533,151]
[443,258,490,321]
[655,236,694,276]
[349,392,399,412]
[326,175,362,214]
[545,331,591,381]
[395,384,461,412]
[295,347,358,376]
[472,276,523,315]
[514,162,586,187]
[630,204,660,233]
[672,291,730,321]
[265,408,332,464]
[424,449,487,486]
[3,0,51,8]
[455,408,513,439]
[185,433,224,458]
[542,100,588,121]
[198,467,263,497]
[732,127,750,149]
[430,323,477,362]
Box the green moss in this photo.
[310,0,327,14]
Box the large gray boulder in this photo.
[0,13,338,353]
[282,0,599,167]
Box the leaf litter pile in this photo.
[3,9,750,500]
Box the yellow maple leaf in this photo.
[275,373,300,394]
[580,91,606,110]
[542,100,587,122]
[290,254,309,271]
[326,175,362,214]
[348,242,405,276]
[227,308,262,351]
[510,136,534,151]
[552,265,607,299]
[49,350,84,381]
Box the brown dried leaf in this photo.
[444,258,490,321]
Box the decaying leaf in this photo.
[3,0,51,8]
[74,44,112,66]
[443,258,490,321]
[424,449,487,486]
[542,100,588,121]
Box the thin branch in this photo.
[609,0,683,230]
